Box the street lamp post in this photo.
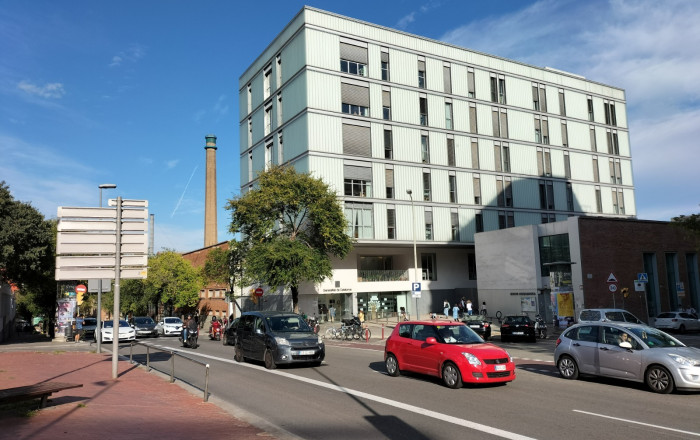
[407,189,419,320]
[96,184,116,352]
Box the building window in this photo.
[566,183,574,211]
[537,148,552,177]
[467,68,475,98]
[381,50,389,81]
[587,96,594,122]
[541,213,556,224]
[590,126,597,151]
[387,207,396,239]
[491,75,506,104]
[340,42,368,77]
[449,174,457,203]
[265,140,273,170]
[423,171,431,201]
[342,103,368,116]
[382,89,391,120]
[532,84,547,112]
[498,211,514,229]
[345,202,373,239]
[618,189,625,215]
[384,129,393,159]
[421,253,437,280]
[418,59,426,89]
[604,101,617,126]
[447,138,455,167]
[247,118,252,146]
[341,82,369,116]
[445,102,453,129]
[276,94,283,127]
[247,83,252,114]
[497,177,513,207]
[471,139,479,169]
[451,211,459,241]
[344,165,372,197]
[558,89,566,116]
[535,117,549,144]
[419,96,428,126]
[492,108,508,138]
[609,158,622,184]
[469,104,477,133]
[276,54,282,88]
[421,134,430,163]
[595,186,602,213]
[607,130,620,155]
[539,180,555,210]
[264,64,272,100]
[592,156,599,182]
[385,167,394,199]
[264,104,272,135]
[424,210,433,240]
[341,59,367,76]
[561,122,568,147]
[443,64,452,94]
[467,253,477,280]
[564,153,571,179]
[473,175,481,205]
[475,212,484,233]
[539,234,570,276]
[612,189,619,214]
[343,123,371,157]
[502,144,511,172]
[248,151,253,181]
[277,132,284,164]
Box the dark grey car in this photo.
[554,322,700,393]
[130,316,159,338]
[234,311,324,369]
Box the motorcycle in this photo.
[179,328,198,348]
[209,325,222,341]
[534,314,547,339]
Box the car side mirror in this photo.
[255,328,264,335]
[619,341,632,349]
[425,337,437,344]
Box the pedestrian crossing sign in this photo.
[637,273,648,283]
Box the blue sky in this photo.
[1,0,699,253]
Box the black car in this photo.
[234,311,325,369]
[223,317,240,346]
[500,315,537,343]
[461,314,492,340]
[130,316,159,338]
[82,317,98,341]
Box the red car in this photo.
[384,320,516,388]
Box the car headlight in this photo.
[462,352,482,366]
[669,354,700,367]
[274,337,290,346]
[317,336,323,344]
[505,350,513,363]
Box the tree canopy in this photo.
[671,212,700,249]
[144,251,203,314]
[226,166,352,312]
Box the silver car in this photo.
[554,322,700,393]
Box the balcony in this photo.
[357,269,409,282]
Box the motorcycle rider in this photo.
[210,316,222,339]
[183,314,197,343]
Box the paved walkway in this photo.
[0,333,281,440]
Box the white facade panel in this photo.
[310,155,343,194]
[308,113,342,154]
[432,207,452,241]
[429,131,447,166]
[372,163,387,200]
[283,114,309,160]
[570,151,594,181]
[515,211,541,228]
[392,88,420,126]
[394,165,424,208]
[478,138,495,172]
[505,76,532,110]
[374,202,388,240]
[369,82,384,120]
[431,168,449,204]
[388,48,416,87]
[427,94,445,129]
[618,131,631,157]
[576,184,597,213]
[509,143,538,176]
[482,209,499,231]
[425,57,443,92]
[371,123,386,158]
[251,107,264,146]
[591,96,605,125]
[553,181,568,212]
[473,68,492,103]
[623,188,636,215]
[239,152,248,187]
[549,149,565,179]
[395,204,414,241]
[251,144,265,179]
[507,109,534,143]
[307,71,340,112]
[450,63,468,98]
[456,171,474,205]
[567,120,590,151]
[367,43,382,81]
[454,135,470,169]
[594,126,607,154]
[513,177,539,210]
[459,208,476,242]
[620,159,634,186]
[548,117,563,148]
[475,103,492,140]
[565,90,588,122]
[284,70,309,120]
[616,102,628,129]
[239,89,248,121]
[305,28,336,71]
[452,99,470,133]
[239,120,248,154]
[393,126,421,163]
[480,174,498,207]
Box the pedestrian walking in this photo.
[466,300,473,316]
[443,300,450,319]
[75,314,84,343]
[452,304,459,322]
[329,305,336,322]
[480,301,487,316]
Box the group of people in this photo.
[442,298,486,321]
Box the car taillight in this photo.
[484,323,489,327]
[671,319,678,322]
[501,324,509,328]
[556,337,561,347]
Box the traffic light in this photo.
[76,291,84,305]
[621,287,630,298]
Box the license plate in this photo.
[297,350,315,355]
[513,332,524,335]
[470,325,480,328]
[495,365,506,371]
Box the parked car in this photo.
[100,319,136,343]
[156,317,183,336]
[578,308,642,324]
[384,320,515,389]
[653,312,700,334]
[130,316,159,338]
[223,317,239,346]
[233,311,324,369]
[82,317,98,341]
[461,314,492,341]
[500,315,536,342]
[554,322,700,393]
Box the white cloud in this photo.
[166,159,179,169]
[108,44,146,68]
[17,80,65,98]
[396,12,415,29]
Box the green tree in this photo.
[145,251,203,314]
[671,212,700,249]
[226,166,353,313]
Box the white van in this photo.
[578,308,643,324]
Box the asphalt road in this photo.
[123,333,700,440]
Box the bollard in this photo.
[129,342,133,364]
[382,324,385,340]
[170,351,175,383]
[146,345,151,371]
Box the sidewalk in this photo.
[0,333,281,440]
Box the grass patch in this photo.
[0,400,42,418]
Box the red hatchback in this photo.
[384,320,516,388]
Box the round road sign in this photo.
[76,284,87,294]
[608,284,617,293]
[254,287,264,297]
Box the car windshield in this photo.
[629,327,685,348]
[104,320,130,328]
[134,317,154,325]
[462,315,484,323]
[164,318,182,324]
[267,316,311,332]
[505,316,532,325]
[83,318,97,326]
[436,325,483,344]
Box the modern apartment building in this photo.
[238,6,634,320]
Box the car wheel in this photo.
[385,354,400,377]
[442,362,463,389]
[646,365,674,394]
[557,355,579,380]
[222,332,228,345]
[264,349,277,370]
[234,345,244,362]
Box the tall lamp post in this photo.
[97,183,116,352]
[407,189,419,320]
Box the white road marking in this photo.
[145,348,536,440]
[573,410,700,437]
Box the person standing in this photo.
[358,309,365,323]
[75,314,84,343]
[452,304,460,322]
[443,300,450,319]
[480,301,487,316]
[329,305,336,322]
[466,300,473,316]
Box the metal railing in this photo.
[128,340,210,402]
[357,269,409,282]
